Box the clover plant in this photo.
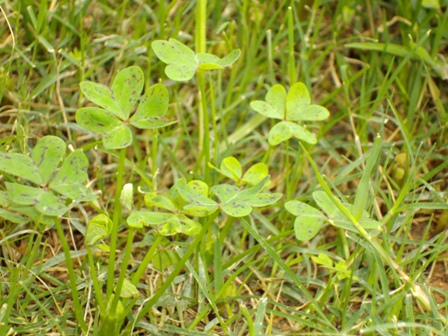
[151,38,241,81]
[208,156,269,186]
[0,135,96,223]
[76,66,176,149]
[250,82,330,145]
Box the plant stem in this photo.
[54,218,88,333]
[131,233,163,285]
[197,71,210,182]
[87,246,106,315]
[122,213,217,334]
[110,227,135,313]
[195,0,207,54]
[107,148,127,300]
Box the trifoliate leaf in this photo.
[31,136,65,185]
[285,200,326,240]
[176,178,218,216]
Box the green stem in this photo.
[110,227,135,314]
[87,246,106,315]
[131,233,163,285]
[287,6,296,84]
[123,214,217,333]
[107,148,127,299]
[54,218,88,333]
[197,71,210,182]
[195,0,207,53]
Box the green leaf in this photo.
[160,216,182,235]
[120,183,133,211]
[187,180,209,197]
[0,207,29,224]
[242,162,269,185]
[127,211,172,228]
[152,39,241,81]
[220,156,242,181]
[111,66,144,119]
[131,83,168,120]
[422,0,440,10]
[288,122,317,144]
[178,215,201,236]
[311,253,333,268]
[85,214,113,246]
[75,107,122,134]
[130,117,176,130]
[51,151,89,186]
[144,194,177,212]
[352,135,381,221]
[80,81,122,119]
[266,84,287,118]
[287,104,330,122]
[31,136,65,185]
[51,184,97,201]
[268,121,293,146]
[285,200,326,240]
[176,179,218,215]
[102,124,133,149]
[118,279,139,298]
[0,152,42,185]
[250,101,283,119]
[286,82,311,117]
[34,191,68,216]
[211,177,280,218]
[313,191,339,218]
[6,182,42,205]
[152,39,197,81]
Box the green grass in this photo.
[1,0,448,335]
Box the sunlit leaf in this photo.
[80,81,122,119]
[220,156,242,180]
[285,200,326,240]
[117,279,139,298]
[120,183,133,211]
[0,152,42,185]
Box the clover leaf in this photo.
[152,38,241,81]
[250,83,330,145]
[0,136,96,221]
[85,214,113,250]
[210,176,282,217]
[76,66,176,149]
[208,156,269,186]
[127,179,217,236]
[285,190,381,241]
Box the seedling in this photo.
[208,156,269,186]
[76,66,176,149]
[0,135,96,223]
[312,253,357,281]
[250,83,330,145]
[152,38,241,81]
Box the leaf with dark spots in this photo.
[176,178,218,216]
[31,136,66,185]
[102,124,133,149]
[285,200,326,241]
[111,66,144,119]
[6,182,42,206]
[80,81,123,119]
[0,152,42,185]
[76,107,122,134]
[51,151,89,187]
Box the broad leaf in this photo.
[0,152,42,185]
[127,211,173,228]
[242,162,269,185]
[76,107,122,134]
[117,279,139,298]
[31,136,65,185]
[51,184,96,201]
[285,200,326,240]
[266,84,287,118]
[160,216,182,235]
[85,214,113,246]
[145,194,177,212]
[221,156,242,180]
[131,83,169,120]
[176,178,218,215]
[178,215,201,236]
[268,121,293,146]
[111,66,144,119]
[152,39,197,81]
[120,183,133,211]
[152,38,241,81]
[102,124,133,149]
[51,151,89,186]
[80,81,122,119]
[313,191,339,218]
